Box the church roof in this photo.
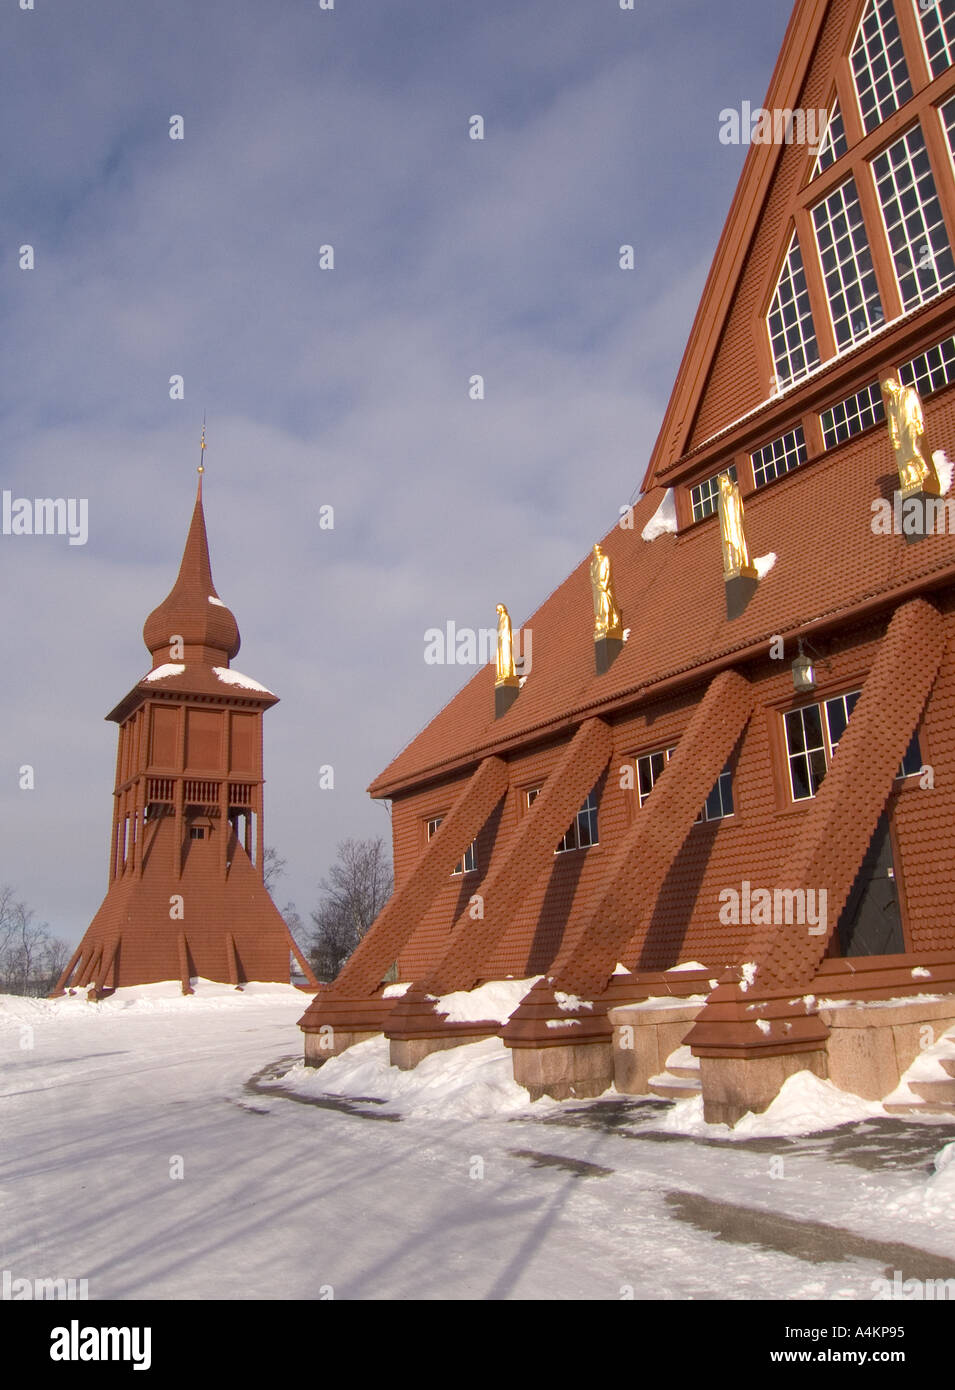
[369,380,955,799]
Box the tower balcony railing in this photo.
[184,779,220,805]
[228,783,254,807]
[147,777,176,803]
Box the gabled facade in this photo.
[58,469,316,996]
[300,0,955,1121]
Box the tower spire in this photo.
[142,435,240,667]
[198,413,206,496]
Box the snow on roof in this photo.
[641,488,677,542]
[143,663,186,682]
[208,595,226,607]
[212,666,273,695]
[436,976,542,1025]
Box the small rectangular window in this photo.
[899,334,955,396]
[690,464,737,523]
[452,842,478,876]
[784,690,917,800]
[635,747,734,821]
[556,790,599,854]
[189,827,205,840]
[899,732,923,777]
[752,426,807,488]
[428,815,477,875]
[820,381,885,449]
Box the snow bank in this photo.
[435,976,540,1025]
[882,1025,955,1109]
[881,1140,955,1222]
[275,1036,544,1121]
[0,978,305,1029]
[652,1070,882,1139]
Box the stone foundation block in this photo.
[510,1041,614,1101]
[699,1050,828,1126]
[389,1033,490,1070]
[304,1028,379,1066]
[821,997,955,1100]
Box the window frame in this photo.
[426,814,478,876]
[634,746,735,823]
[766,232,823,390]
[783,687,924,802]
[554,790,599,855]
[871,119,955,311]
[850,0,914,135]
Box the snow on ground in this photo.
[274,1036,540,1121]
[655,1071,884,1139]
[2,983,954,1301]
[883,1027,955,1108]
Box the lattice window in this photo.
[851,0,913,134]
[785,690,921,799]
[820,380,885,447]
[637,747,674,807]
[690,463,737,522]
[872,123,955,311]
[555,791,599,853]
[812,177,885,348]
[635,747,734,822]
[812,99,848,177]
[752,426,808,488]
[767,233,821,389]
[916,0,955,78]
[427,816,477,875]
[899,333,955,393]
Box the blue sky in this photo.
[0,0,794,947]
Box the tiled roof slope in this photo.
[371,387,955,797]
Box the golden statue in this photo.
[718,472,757,580]
[590,544,623,640]
[881,375,940,497]
[495,604,519,686]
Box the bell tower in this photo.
[58,452,316,995]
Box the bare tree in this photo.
[307,838,393,981]
[0,886,71,997]
[262,846,287,897]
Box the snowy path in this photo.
[1,985,953,1301]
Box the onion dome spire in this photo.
[142,432,241,668]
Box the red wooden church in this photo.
[58,463,315,995]
[301,0,955,1122]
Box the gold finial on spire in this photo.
[198,412,207,475]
